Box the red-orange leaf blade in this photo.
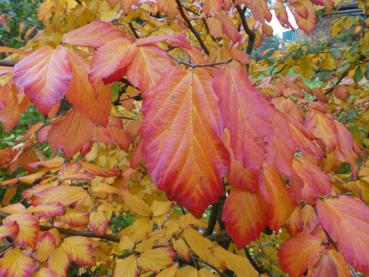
[141,68,229,216]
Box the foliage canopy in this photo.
[0,0,368,276]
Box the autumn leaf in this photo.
[13,46,72,115]
[114,255,138,277]
[66,51,112,126]
[279,233,324,277]
[222,189,267,248]
[0,248,36,277]
[316,195,369,274]
[141,67,229,216]
[62,20,125,48]
[46,109,94,157]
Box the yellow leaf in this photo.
[157,263,178,277]
[3,213,39,249]
[117,235,135,252]
[122,189,151,217]
[47,247,70,276]
[114,255,138,277]
[120,218,153,242]
[183,228,224,269]
[173,239,191,262]
[179,214,207,229]
[137,247,175,273]
[62,236,95,266]
[212,245,258,277]
[198,268,217,277]
[36,229,61,262]
[0,248,36,276]
[151,200,172,217]
[175,266,198,277]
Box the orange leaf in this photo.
[222,189,266,248]
[47,109,94,157]
[13,46,72,115]
[0,84,28,131]
[66,51,112,126]
[62,20,125,48]
[278,233,324,277]
[316,195,369,274]
[141,68,229,216]
[0,248,36,277]
[260,163,295,231]
[127,46,175,92]
[89,38,137,84]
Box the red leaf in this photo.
[13,46,72,115]
[309,249,350,277]
[316,195,369,274]
[141,68,229,216]
[62,20,125,48]
[136,33,190,48]
[291,157,332,204]
[279,233,324,277]
[89,38,137,84]
[47,109,94,157]
[222,189,267,248]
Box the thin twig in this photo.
[0,211,120,242]
[129,22,139,38]
[174,0,210,55]
[235,4,255,55]
[167,53,231,68]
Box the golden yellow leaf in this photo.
[121,189,151,217]
[183,228,224,269]
[114,255,138,277]
[212,245,258,277]
[137,247,175,273]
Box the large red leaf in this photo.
[141,68,229,216]
[66,51,112,126]
[316,195,369,274]
[89,38,137,84]
[62,20,125,48]
[291,156,332,204]
[47,109,94,157]
[13,46,72,115]
[213,64,298,177]
[279,233,324,277]
[222,189,267,248]
[126,45,174,92]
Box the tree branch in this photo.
[175,0,210,55]
[235,4,255,55]
[191,256,229,277]
[167,53,231,68]
[0,60,16,67]
[0,211,120,242]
